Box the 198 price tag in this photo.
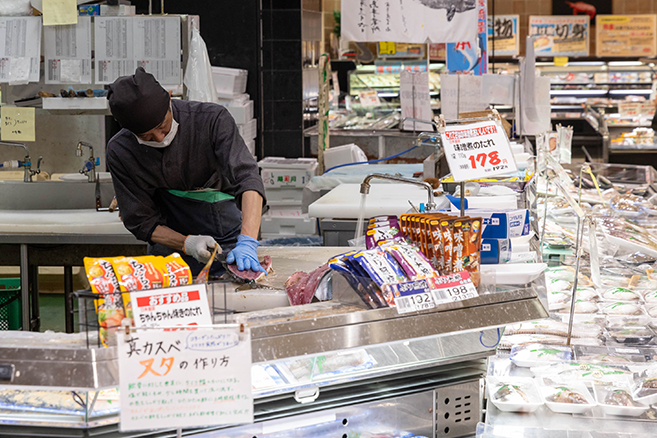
[440,120,517,182]
[428,271,479,303]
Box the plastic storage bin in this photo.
[238,118,257,141]
[258,157,318,189]
[227,100,254,124]
[0,278,21,330]
[212,67,248,97]
[260,215,317,236]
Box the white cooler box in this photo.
[260,214,317,236]
[238,118,257,141]
[258,157,318,189]
[212,66,247,97]
[265,188,304,206]
[227,100,254,124]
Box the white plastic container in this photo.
[266,188,305,205]
[323,144,368,171]
[540,383,596,414]
[217,93,249,106]
[266,203,304,218]
[259,157,318,189]
[227,100,254,124]
[487,377,543,413]
[212,66,247,97]
[43,97,108,110]
[238,118,257,141]
[244,138,255,156]
[594,384,649,417]
[260,214,317,236]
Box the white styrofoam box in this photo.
[212,66,248,96]
[259,157,319,170]
[266,203,304,217]
[43,97,108,110]
[238,118,257,140]
[260,214,317,236]
[217,93,249,106]
[227,100,254,124]
[245,138,256,156]
[259,157,318,189]
[265,187,304,206]
[323,144,367,171]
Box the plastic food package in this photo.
[183,27,217,103]
[603,287,640,302]
[601,301,643,316]
[383,244,437,281]
[594,384,648,417]
[542,384,595,414]
[509,344,572,368]
[163,253,193,287]
[632,366,657,405]
[487,377,543,413]
[532,362,634,386]
[84,257,125,347]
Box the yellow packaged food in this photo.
[111,256,167,319]
[84,257,125,347]
[163,253,193,287]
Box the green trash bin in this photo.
[0,278,21,330]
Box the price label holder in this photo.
[130,284,213,328]
[388,272,479,315]
[359,90,381,107]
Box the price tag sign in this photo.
[130,284,212,328]
[388,279,436,314]
[428,271,479,303]
[359,90,381,107]
[441,120,517,182]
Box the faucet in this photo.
[0,141,41,182]
[360,173,437,211]
[76,141,97,182]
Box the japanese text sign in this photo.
[596,15,657,57]
[1,107,35,142]
[618,101,655,118]
[387,271,478,314]
[488,15,519,56]
[446,0,488,75]
[529,16,590,57]
[440,120,517,182]
[118,327,253,431]
[130,284,212,329]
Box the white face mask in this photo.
[136,117,179,148]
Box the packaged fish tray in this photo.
[486,376,543,413]
[593,384,649,417]
[632,366,657,406]
[599,301,646,317]
[605,326,655,345]
[509,343,572,368]
[539,381,596,414]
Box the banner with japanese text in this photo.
[488,15,519,56]
[342,0,477,44]
[596,15,657,57]
[529,16,590,57]
[446,0,488,74]
[118,327,253,431]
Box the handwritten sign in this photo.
[529,16,590,57]
[440,120,517,182]
[1,107,35,142]
[597,15,657,57]
[488,15,519,56]
[130,284,212,329]
[118,327,253,431]
[42,0,78,26]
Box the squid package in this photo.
[84,253,192,346]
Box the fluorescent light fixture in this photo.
[550,89,607,95]
[551,105,585,109]
[608,61,644,66]
[567,61,605,66]
[378,92,399,97]
[609,89,652,95]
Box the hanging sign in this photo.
[446,0,488,74]
[440,120,517,182]
[118,327,253,431]
[341,0,477,44]
[130,284,212,329]
[529,16,590,57]
[429,43,446,61]
[400,70,433,131]
[488,15,519,56]
[596,15,657,57]
[618,101,655,118]
[376,42,425,58]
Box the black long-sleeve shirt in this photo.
[106,99,265,242]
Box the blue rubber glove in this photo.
[226,234,266,273]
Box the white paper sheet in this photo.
[342,0,477,44]
[520,76,551,136]
[0,17,41,83]
[439,74,459,120]
[44,16,92,84]
[95,17,135,84]
[133,16,181,85]
[483,74,515,105]
[400,70,434,131]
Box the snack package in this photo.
[163,253,193,287]
[342,252,389,307]
[429,218,445,272]
[365,223,405,249]
[84,257,125,347]
[461,217,483,287]
[353,249,407,305]
[383,244,438,281]
[112,256,167,319]
[440,217,457,274]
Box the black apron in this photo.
[147,189,242,276]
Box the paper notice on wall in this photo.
[44,16,92,84]
[400,70,434,131]
[482,74,515,105]
[440,74,493,120]
[0,17,41,83]
[42,0,78,26]
[95,17,136,84]
[133,16,182,85]
[520,75,551,136]
[341,0,477,44]
[440,74,459,120]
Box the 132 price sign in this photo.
[440,120,517,182]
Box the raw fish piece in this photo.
[636,378,657,398]
[573,300,599,314]
[575,288,598,301]
[602,302,642,315]
[227,255,273,282]
[494,383,529,403]
[604,389,636,407]
[285,264,331,306]
[548,279,571,292]
[550,387,589,404]
[549,291,571,307]
[603,288,639,301]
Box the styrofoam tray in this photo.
[540,383,596,414]
[487,376,543,413]
[594,384,649,417]
[480,263,547,285]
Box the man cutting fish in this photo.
[105,67,266,277]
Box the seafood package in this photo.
[505,319,602,339]
[574,345,649,364]
[487,377,543,413]
[605,326,654,345]
[509,344,572,368]
[600,301,644,316]
[540,383,596,414]
[602,287,641,302]
[594,384,649,417]
[533,361,634,386]
[632,366,657,405]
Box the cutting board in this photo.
[308,183,431,219]
[0,209,129,234]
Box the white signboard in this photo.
[118,327,253,431]
[96,16,181,85]
[400,70,433,131]
[44,16,92,84]
[0,17,41,84]
[131,284,212,329]
[342,0,477,44]
[440,74,514,120]
[440,120,517,181]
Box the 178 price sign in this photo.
[440,120,517,182]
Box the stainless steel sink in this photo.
[0,181,115,210]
